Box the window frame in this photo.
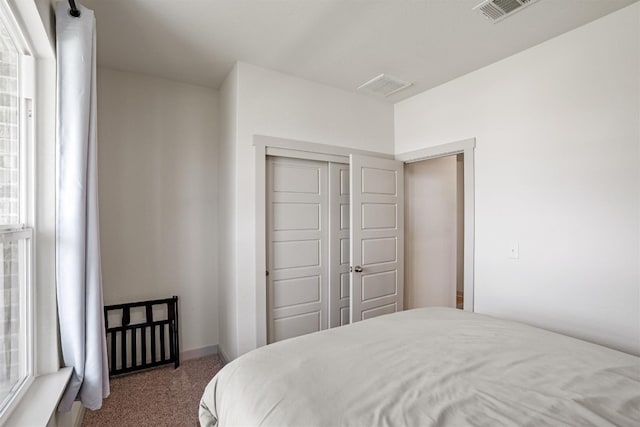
[0,0,36,420]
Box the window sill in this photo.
[4,367,73,427]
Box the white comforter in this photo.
[200,308,640,426]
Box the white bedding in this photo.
[200,308,640,426]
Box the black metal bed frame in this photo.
[104,296,180,376]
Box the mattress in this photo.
[199,308,640,426]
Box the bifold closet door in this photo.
[266,157,329,343]
[329,163,350,327]
[349,154,405,322]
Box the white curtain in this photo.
[55,1,109,411]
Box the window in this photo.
[0,1,34,418]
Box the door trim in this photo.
[255,135,394,161]
[254,135,393,348]
[395,138,476,312]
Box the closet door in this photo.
[349,154,404,322]
[329,163,350,327]
[266,157,329,343]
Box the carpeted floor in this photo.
[83,355,224,427]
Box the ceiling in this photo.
[79,0,638,102]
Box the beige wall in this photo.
[97,68,219,353]
[395,3,640,354]
[404,156,459,309]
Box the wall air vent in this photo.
[357,74,412,97]
[474,0,540,23]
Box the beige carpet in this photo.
[83,355,224,427]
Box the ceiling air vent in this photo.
[358,74,412,97]
[474,0,540,23]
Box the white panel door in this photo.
[267,157,329,343]
[350,154,404,322]
[329,163,350,327]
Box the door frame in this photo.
[395,138,476,312]
[254,135,393,347]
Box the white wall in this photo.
[217,65,238,362]
[31,0,59,376]
[219,62,394,359]
[404,156,458,309]
[97,68,219,353]
[395,4,640,354]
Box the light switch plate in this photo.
[509,242,519,259]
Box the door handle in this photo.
[351,265,363,273]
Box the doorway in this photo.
[404,154,465,310]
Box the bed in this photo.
[199,308,640,426]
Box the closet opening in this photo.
[404,153,465,310]
[264,151,405,344]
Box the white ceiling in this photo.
[79,0,637,102]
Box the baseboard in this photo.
[54,400,85,427]
[217,346,230,364]
[181,344,218,361]
[74,406,86,427]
